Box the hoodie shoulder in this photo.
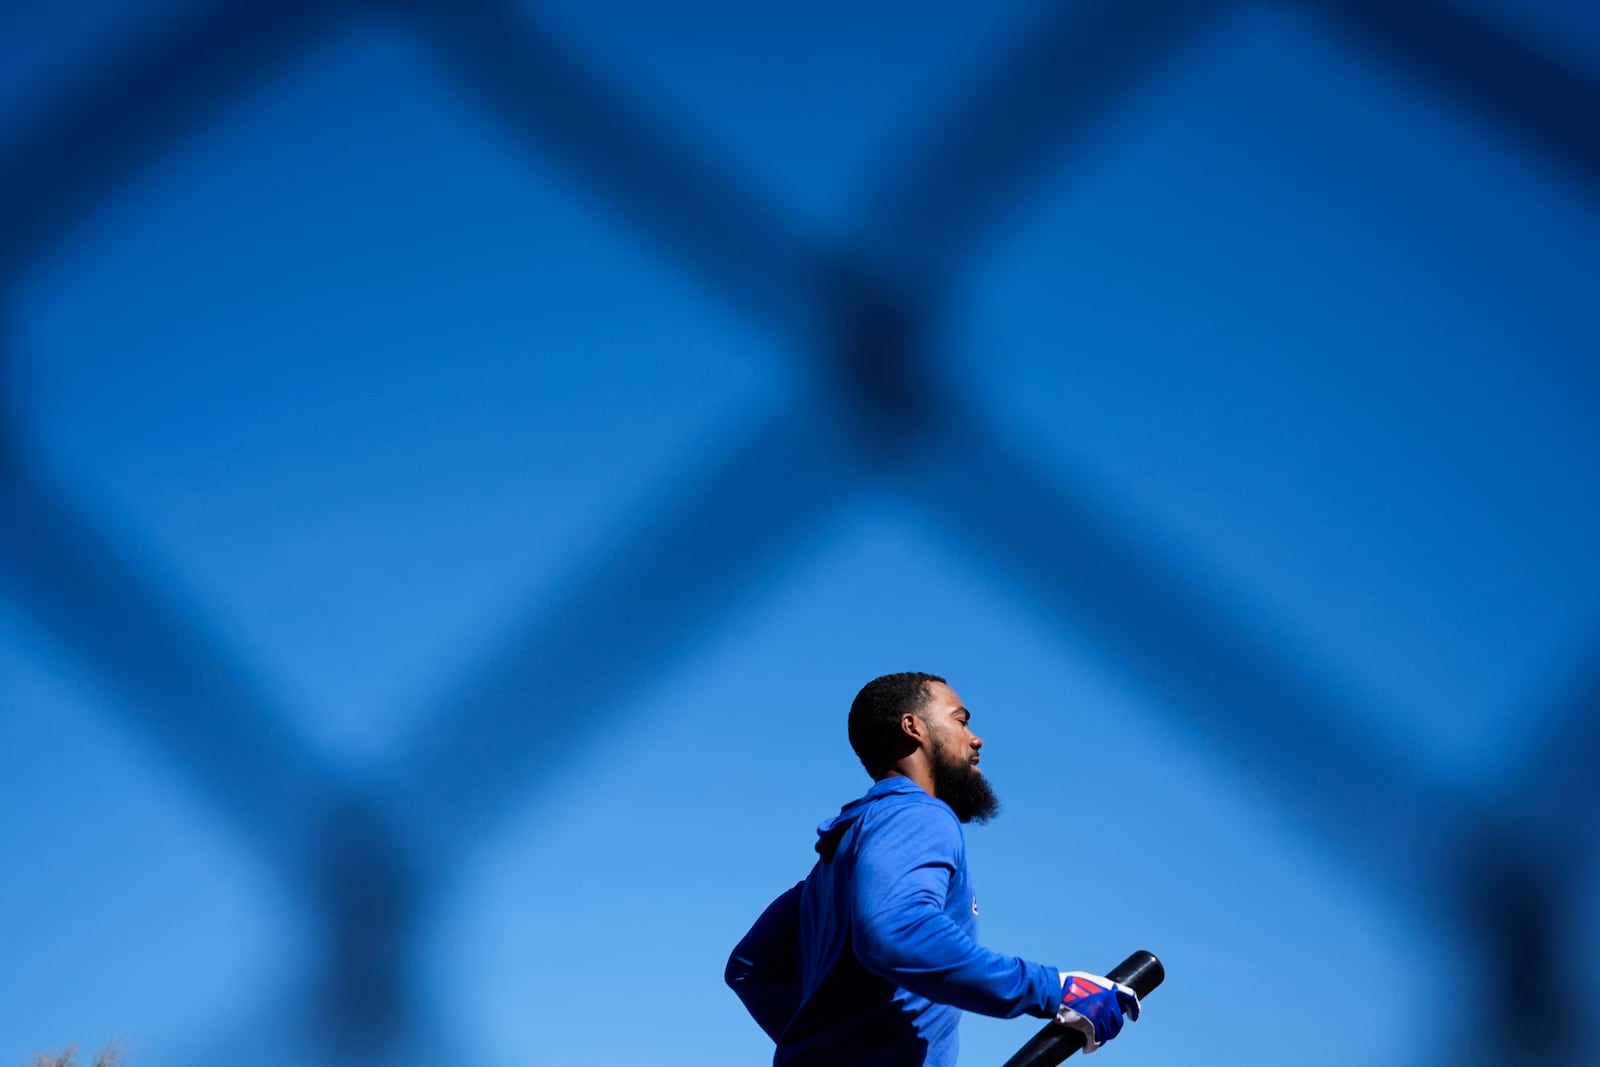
[860,786,962,842]
[815,779,957,858]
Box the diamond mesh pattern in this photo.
[2,2,1596,1064]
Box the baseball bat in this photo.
[998,950,1164,1067]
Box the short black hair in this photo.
[848,671,947,777]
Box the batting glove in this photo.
[1056,971,1140,1054]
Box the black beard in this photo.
[930,739,1000,824]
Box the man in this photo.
[726,672,1138,1066]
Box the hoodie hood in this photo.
[815,777,930,860]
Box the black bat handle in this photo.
[998,950,1165,1067]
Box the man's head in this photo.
[848,671,1000,823]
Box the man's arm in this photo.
[852,805,1061,1019]
[725,881,805,1041]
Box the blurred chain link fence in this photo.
[2,1,1597,1064]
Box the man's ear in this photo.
[899,711,927,744]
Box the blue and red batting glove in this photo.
[1056,971,1140,1054]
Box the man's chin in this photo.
[961,778,1001,825]
[935,762,1001,824]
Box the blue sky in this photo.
[2,2,1598,1065]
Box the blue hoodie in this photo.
[726,778,1061,1066]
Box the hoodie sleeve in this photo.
[850,802,1061,1019]
[725,881,804,1041]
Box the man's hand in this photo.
[1055,971,1140,1054]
